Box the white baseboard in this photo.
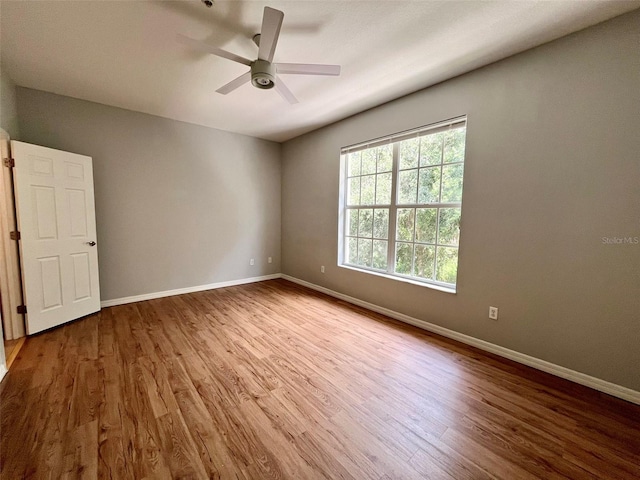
[281,274,640,405]
[100,274,282,308]
[0,364,7,383]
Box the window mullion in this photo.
[342,155,349,265]
[373,149,379,205]
[438,134,445,203]
[387,143,400,273]
[434,135,446,280]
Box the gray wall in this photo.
[0,70,19,138]
[281,10,640,391]
[17,89,281,301]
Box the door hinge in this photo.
[17,305,27,314]
[3,157,14,168]
[9,231,20,240]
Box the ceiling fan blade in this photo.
[276,63,341,76]
[258,7,284,62]
[275,76,299,104]
[216,71,251,95]
[177,34,252,66]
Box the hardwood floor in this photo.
[1,279,639,479]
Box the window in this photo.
[339,117,467,291]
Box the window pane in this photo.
[417,166,441,204]
[414,244,435,279]
[438,208,461,246]
[395,242,413,275]
[396,208,415,242]
[436,246,458,283]
[415,208,437,243]
[362,148,377,175]
[399,138,419,169]
[358,208,373,237]
[348,151,361,176]
[373,240,388,270]
[358,238,373,267]
[398,169,418,204]
[373,209,389,239]
[361,175,376,205]
[375,172,392,205]
[377,145,393,172]
[441,164,464,203]
[346,209,358,236]
[420,132,443,166]
[348,177,360,205]
[443,127,466,163]
[347,237,358,264]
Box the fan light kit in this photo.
[251,59,275,89]
[177,6,341,103]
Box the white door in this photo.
[11,141,100,334]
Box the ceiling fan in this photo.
[177,6,341,104]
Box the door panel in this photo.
[65,161,85,180]
[71,252,91,301]
[67,189,88,236]
[39,256,63,310]
[12,141,100,334]
[33,186,58,239]
[29,155,54,176]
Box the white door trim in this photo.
[0,130,25,340]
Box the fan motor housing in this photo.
[251,60,275,89]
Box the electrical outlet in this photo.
[250,258,255,266]
[321,266,325,273]
[489,306,498,320]
[268,257,273,264]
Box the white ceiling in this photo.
[2,1,638,142]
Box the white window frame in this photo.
[338,116,467,293]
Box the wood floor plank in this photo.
[61,420,98,480]
[191,376,286,476]
[156,410,209,479]
[440,427,541,480]
[235,398,322,479]
[67,359,101,429]
[170,359,245,479]
[409,442,496,480]
[122,361,171,479]
[2,279,639,479]
[291,431,358,480]
[96,309,133,480]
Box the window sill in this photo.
[338,264,457,294]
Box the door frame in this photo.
[0,129,26,340]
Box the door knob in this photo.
[86,241,96,246]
